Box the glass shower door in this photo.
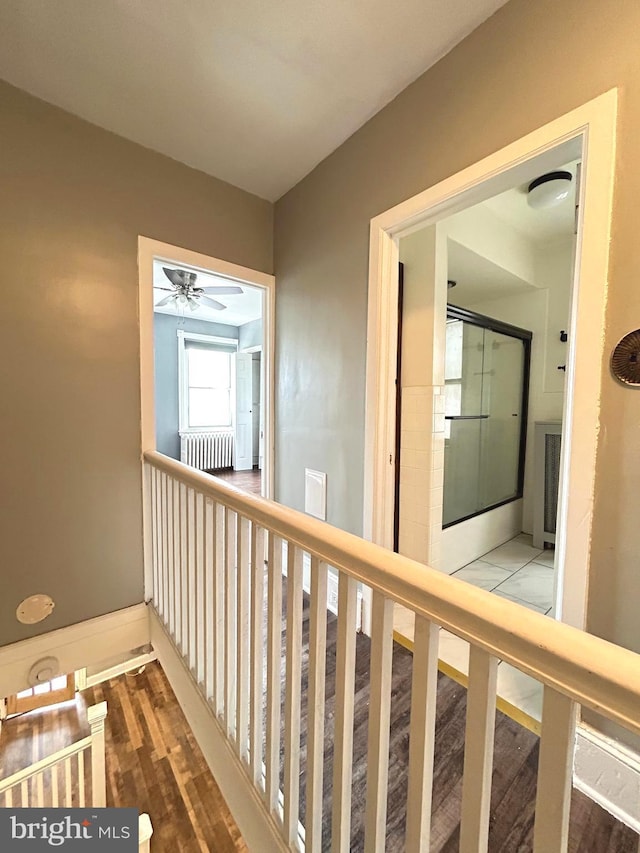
[443,311,529,528]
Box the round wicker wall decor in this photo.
[611,330,640,386]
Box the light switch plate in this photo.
[304,468,327,520]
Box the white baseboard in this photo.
[0,604,150,698]
[149,608,288,853]
[574,723,640,833]
[78,651,158,690]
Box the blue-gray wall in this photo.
[239,317,263,350]
[154,313,239,459]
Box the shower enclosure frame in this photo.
[443,304,532,529]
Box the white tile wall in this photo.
[398,385,445,569]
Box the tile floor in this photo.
[393,533,556,727]
[450,533,555,616]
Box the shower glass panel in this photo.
[443,307,531,528]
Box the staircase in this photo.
[143,450,640,852]
[0,702,153,851]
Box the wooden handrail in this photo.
[145,450,640,736]
[0,736,91,792]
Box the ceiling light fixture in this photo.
[527,171,573,209]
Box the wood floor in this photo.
[1,616,637,852]
[206,467,262,495]
[0,663,247,853]
[288,591,639,852]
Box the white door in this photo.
[259,353,265,472]
[252,355,261,468]
[234,352,253,471]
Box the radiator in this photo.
[533,421,562,549]
[180,431,234,471]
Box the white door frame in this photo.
[138,237,276,500]
[241,345,265,474]
[363,90,617,634]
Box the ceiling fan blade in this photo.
[155,286,174,292]
[201,285,243,295]
[163,267,197,288]
[199,295,227,310]
[156,294,177,307]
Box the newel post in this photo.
[87,701,108,807]
[139,813,153,851]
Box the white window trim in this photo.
[177,330,238,434]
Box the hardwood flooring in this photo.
[286,590,638,852]
[1,601,637,852]
[0,663,247,853]
[206,467,262,495]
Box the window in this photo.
[178,332,237,431]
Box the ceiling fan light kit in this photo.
[155,267,243,313]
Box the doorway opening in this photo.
[364,90,616,643]
[138,238,275,500]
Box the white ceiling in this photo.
[482,160,578,242]
[447,240,535,307]
[153,260,262,326]
[0,0,508,200]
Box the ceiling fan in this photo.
[155,267,243,312]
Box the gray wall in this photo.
[154,314,239,460]
[239,317,263,350]
[0,79,272,646]
[274,0,640,684]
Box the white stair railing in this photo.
[144,450,640,853]
[0,701,107,808]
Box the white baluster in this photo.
[284,543,303,845]
[306,557,328,853]
[533,687,577,853]
[64,758,72,806]
[87,702,108,808]
[250,524,266,787]
[21,779,28,807]
[212,501,225,716]
[36,771,44,807]
[194,491,205,687]
[180,482,189,656]
[149,465,158,606]
[225,508,237,738]
[166,476,175,635]
[51,764,59,807]
[202,497,217,702]
[187,487,197,673]
[236,514,251,762]
[460,646,498,853]
[406,617,439,853]
[266,532,283,815]
[78,751,85,807]
[5,787,12,807]
[172,480,182,647]
[162,472,170,622]
[331,572,358,853]
[364,592,394,853]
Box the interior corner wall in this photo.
[154,314,239,460]
[0,80,273,647]
[238,317,263,350]
[273,0,640,743]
